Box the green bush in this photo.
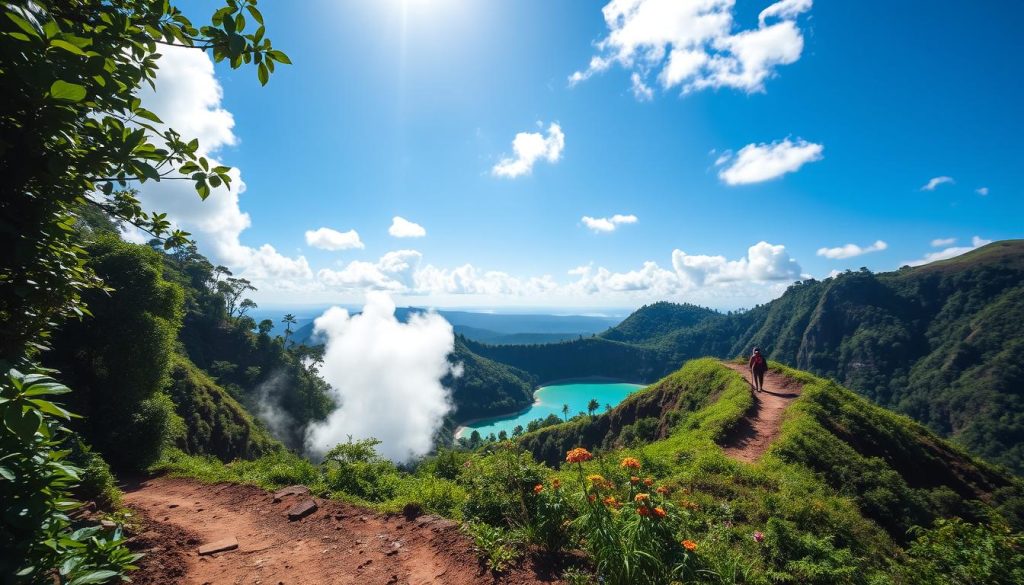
[893,518,1024,585]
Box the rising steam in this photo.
[304,292,456,463]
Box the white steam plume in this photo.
[304,292,456,463]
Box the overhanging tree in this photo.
[0,1,289,582]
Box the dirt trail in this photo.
[718,362,802,463]
[122,477,563,585]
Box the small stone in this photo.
[168,504,179,508]
[198,537,239,556]
[272,485,311,503]
[285,499,317,520]
[100,520,116,530]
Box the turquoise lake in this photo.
[456,380,644,440]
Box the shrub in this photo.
[463,521,524,573]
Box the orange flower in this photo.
[587,474,606,485]
[603,496,621,509]
[620,457,641,470]
[637,506,650,517]
[551,478,561,489]
[643,477,654,486]
[630,476,640,485]
[588,495,597,503]
[653,506,667,518]
[634,493,650,502]
[656,486,669,495]
[681,500,699,511]
[566,448,593,463]
[682,539,697,551]
[533,484,543,494]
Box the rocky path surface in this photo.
[718,362,802,463]
[122,476,563,585]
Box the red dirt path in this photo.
[718,362,802,463]
[122,476,565,585]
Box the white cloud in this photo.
[976,187,989,196]
[570,0,812,98]
[318,250,422,292]
[305,293,456,463]
[717,138,823,185]
[307,242,804,310]
[906,236,992,266]
[492,123,565,179]
[759,0,813,26]
[921,176,954,191]
[389,216,427,238]
[631,72,654,100]
[671,241,802,286]
[305,227,365,251]
[135,45,311,290]
[581,213,639,233]
[931,237,956,247]
[816,240,888,260]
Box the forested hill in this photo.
[467,240,1024,473]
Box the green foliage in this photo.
[459,445,550,526]
[892,518,1024,585]
[444,337,536,423]
[1,368,139,584]
[0,0,289,361]
[462,521,524,573]
[164,354,280,461]
[44,236,183,469]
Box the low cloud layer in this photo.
[304,293,456,463]
[570,0,812,97]
[492,123,565,178]
[717,138,823,185]
[816,240,888,260]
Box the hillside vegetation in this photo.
[161,359,1024,584]
[470,241,1024,473]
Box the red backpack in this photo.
[753,354,766,368]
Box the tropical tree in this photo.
[562,403,570,421]
[282,313,297,345]
[0,1,289,580]
[587,398,600,417]
[513,425,524,437]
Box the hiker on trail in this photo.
[749,347,768,393]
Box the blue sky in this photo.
[138,0,1024,311]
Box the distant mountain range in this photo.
[285,307,622,346]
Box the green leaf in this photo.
[257,62,269,86]
[247,5,265,25]
[0,466,14,480]
[68,570,120,585]
[134,107,163,124]
[50,39,87,56]
[5,12,40,39]
[268,50,292,64]
[4,406,41,441]
[50,80,87,102]
[28,399,73,420]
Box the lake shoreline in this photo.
[453,377,648,440]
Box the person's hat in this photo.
[753,347,761,352]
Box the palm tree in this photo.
[282,313,297,346]
[512,425,524,437]
[561,403,570,421]
[587,398,600,417]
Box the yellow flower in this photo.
[620,457,641,470]
[551,478,561,489]
[634,493,650,502]
[587,474,606,485]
